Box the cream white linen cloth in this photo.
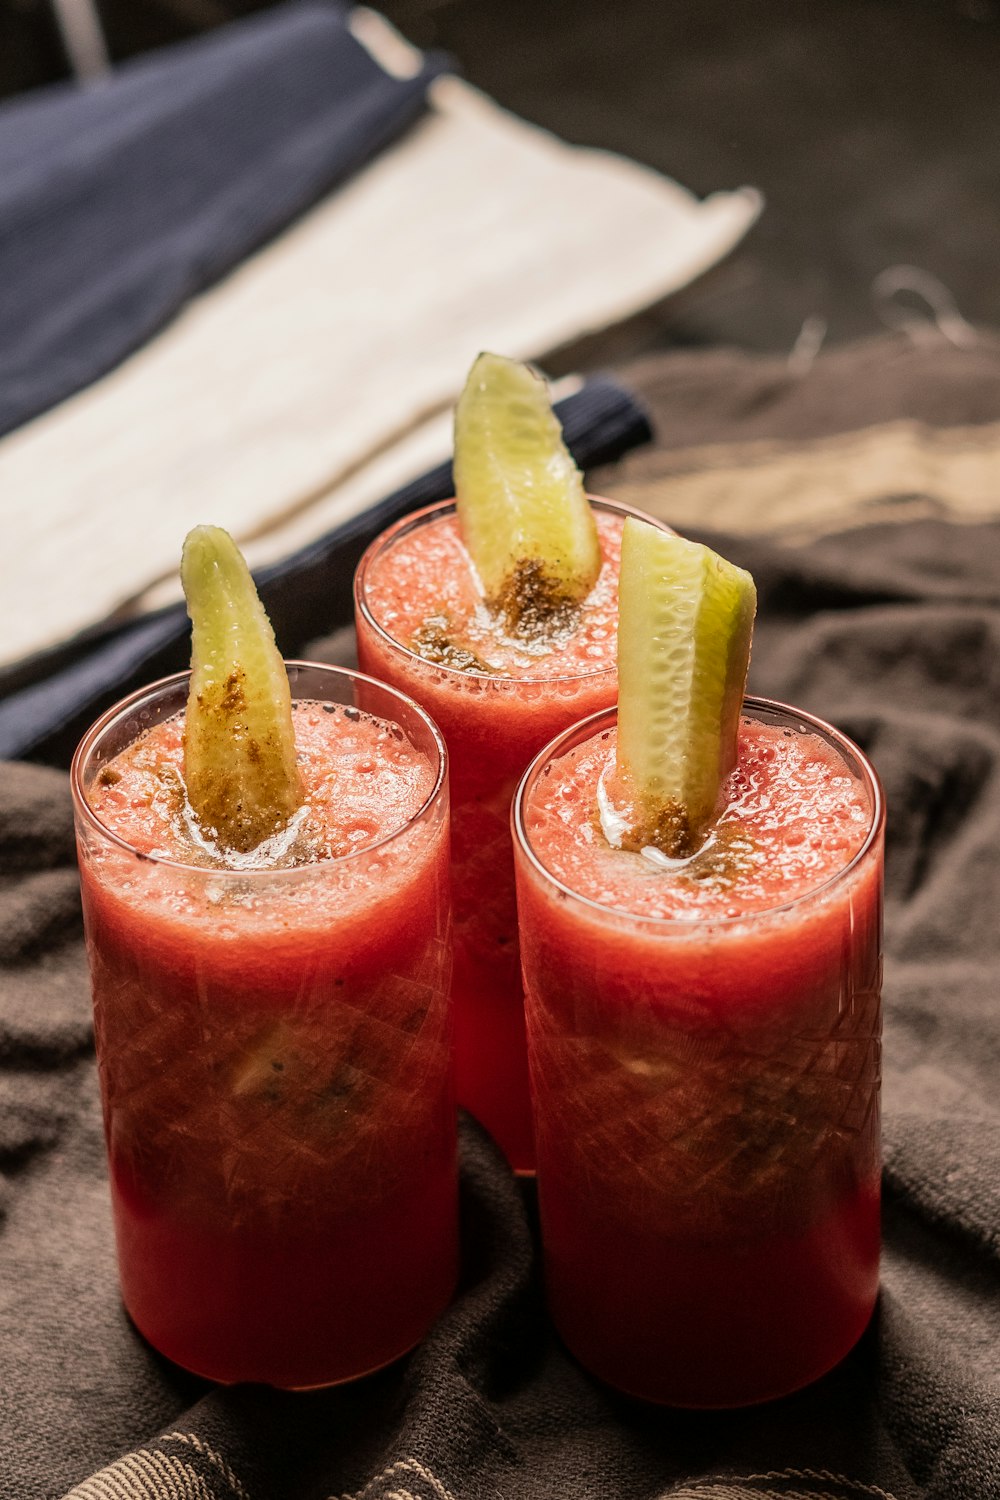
[1,15,760,670]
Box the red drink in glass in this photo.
[72,663,457,1388]
[355,498,655,1173]
[513,699,884,1407]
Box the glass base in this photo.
[125,1301,426,1391]
[558,1303,877,1410]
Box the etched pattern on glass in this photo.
[532,971,882,1239]
[94,938,452,1231]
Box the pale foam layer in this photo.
[364,511,624,678]
[524,718,873,921]
[83,703,443,939]
[89,702,435,871]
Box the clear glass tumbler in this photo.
[513,698,884,1408]
[355,496,661,1173]
[72,663,456,1388]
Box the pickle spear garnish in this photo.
[614,518,756,858]
[453,352,601,637]
[181,526,303,853]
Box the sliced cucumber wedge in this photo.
[453,352,601,636]
[615,518,756,857]
[181,526,303,853]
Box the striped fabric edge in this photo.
[659,1471,900,1500]
[336,1457,456,1500]
[62,1431,250,1500]
[62,1443,458,1500]
[61,1447,901,1500]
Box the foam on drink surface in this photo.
[364,512,624,678]
[87,703,435,888]
[83,708,443,942]
[525,717,873,921]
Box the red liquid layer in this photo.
[516,713,883,1406]
[544,1183,879,1407]
[79,704,457,1387]
[356,504,627,1171]
[113,1158,457,1389]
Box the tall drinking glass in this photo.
[354,496,659,1172]
[513,699,884,1407]
[72,663,456,1388]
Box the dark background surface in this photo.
[4,0,1000,355]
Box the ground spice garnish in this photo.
[491,557,582,640]
[411,614,496,674]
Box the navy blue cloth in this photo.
[0,2,447,438]
[0,378,652,765]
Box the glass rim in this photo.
[70,661,449,878]
[353,494,668,687]
[512,695,885,930]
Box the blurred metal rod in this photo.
[51,0,112,81]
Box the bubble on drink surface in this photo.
[365,508,624,682]
[527,720,872,921]
[88,703,437,892]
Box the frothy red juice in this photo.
[356,501,638,1172]
[514,705,884,1407]
[75,683,457,1388]
[365,511,621,678]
